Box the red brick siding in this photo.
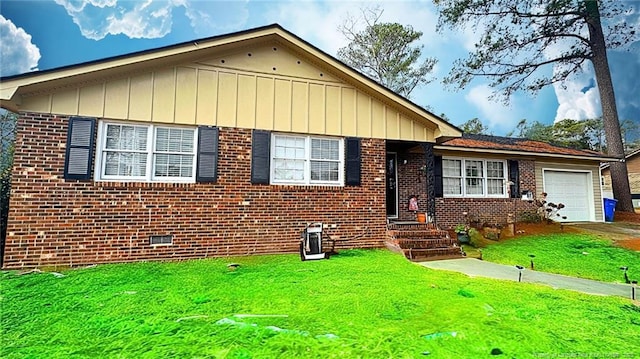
[3,114,387,268]
[434,159,537,229]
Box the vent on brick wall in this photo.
[150,235,173,246]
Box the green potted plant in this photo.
[454,224,470,244]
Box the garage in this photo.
[543,170,594,222]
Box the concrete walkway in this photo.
[420,258,635,299]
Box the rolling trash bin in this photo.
[603,198,618,222]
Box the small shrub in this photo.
[468,228,484,247]
[518,210,542,223]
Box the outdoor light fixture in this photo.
[521,190,534,202]
[515,265,525,282]
[529,254,535,270]
[620,266,630,284]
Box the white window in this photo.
[443,158,507,197]
[96,122,197,182]
[271,134,343,185]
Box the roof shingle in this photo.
[441,133,606,158]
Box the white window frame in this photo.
[95,121,198,183]
[443,157,508,198]
[270,133,344,186]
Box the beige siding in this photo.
[535,162,603,221]
[175,67,197,124]
[17,43,438,141]
[78,83,105,117]
[129,73,153,121]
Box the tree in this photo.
[434,0,637,212]
[460,117,491,134]
[337,7,437,97]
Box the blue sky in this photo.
[1,0,639,136]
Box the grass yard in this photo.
[481,233,640,283]
[2,249,639,358]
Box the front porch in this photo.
[385,221,464,261]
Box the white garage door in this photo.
[543,170,592,222]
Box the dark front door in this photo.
[386,152,398,218]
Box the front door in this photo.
[386,152,398,218]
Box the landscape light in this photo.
[515,265,525,282]
[620,266,630,284]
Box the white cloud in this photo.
[465,84,514,128]
[53,0,250,40]
[182,1,249,35]
[553,66,601,122]
[0,15,41,77]
[54,0,178,39]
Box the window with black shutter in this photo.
[64,117,96,180]
[196,127,219,183]
[345,137,361,186]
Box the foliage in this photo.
[433,0,637,211]
[337,7,437,97]
[508,117,639,152]
[434,0,636,98]
[1,111,17,258]
[2,250,639,358]
[517,209,543,224]
[460,117,491,135]
[482,234,640,283]
[535,192,567,223]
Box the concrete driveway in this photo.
[565,221,640,239]
[564,221,640,251]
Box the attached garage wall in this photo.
[535,162,603,222]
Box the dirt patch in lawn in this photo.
[506,215,640,252]
[513,222,580,236]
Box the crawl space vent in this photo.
[150,235,173,245]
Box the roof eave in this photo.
[434,145,621,162]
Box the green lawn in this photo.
[481,233,640,283]
[2,249,639,358]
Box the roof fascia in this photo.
[434,144,622,162]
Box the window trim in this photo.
[269,133,344,186]
[442,157,508,198]
[94,121,198,183]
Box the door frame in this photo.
[386,152,399,219]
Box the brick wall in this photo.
[409,157,537,229]
[3,114,387,268]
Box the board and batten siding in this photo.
[535,162,604,221]
[16,44,436,142]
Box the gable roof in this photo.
[0,23,460,139]
[436,133,620,161]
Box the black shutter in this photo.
[251,130,271,184]
[345,137,361,186]
[434,156,443,197]
[508,160,520,198]
[64,117,95,180]
[196,126,219,183]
